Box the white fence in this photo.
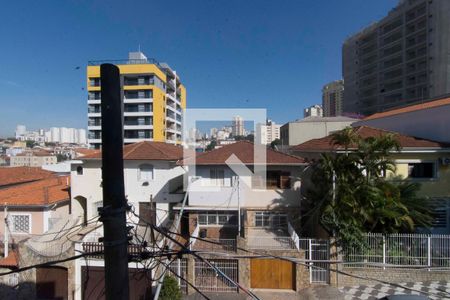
[343,233,450,270]
[168,258,188,293]
[288,221,301,250]
[299,238,330,284]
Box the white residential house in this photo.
[70,141,186,227]
[179,141,306,251]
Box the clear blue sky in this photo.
[0,0,397,138]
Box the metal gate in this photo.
[168,258,188,293]
[194,259,238,292]
[300,239,330,284]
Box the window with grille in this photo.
[198,211,237,226]
[254,212,287,228]
[11,214,30,233]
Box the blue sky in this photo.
[0,0,397,137]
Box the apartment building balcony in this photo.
[123,112,152,117]
[189,216,238,253]
[88,138,101,144]
[87,99,101,105]
[124,138,152,143]
[124,97,152,104]
[166,79,175,90]
[124,125,153,130]
[87,112,101,118]
[87,125,101,131]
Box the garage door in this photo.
[250,258,295,290]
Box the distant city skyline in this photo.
[0,0,397,137]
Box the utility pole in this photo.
[4,205,8,258]
[100,63,129,300]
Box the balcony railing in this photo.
[82,242,146,259]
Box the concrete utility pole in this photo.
[100,63,130,300]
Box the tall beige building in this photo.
[232,116,244,137]
[322,80,344,117]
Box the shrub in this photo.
[160,275,182,300]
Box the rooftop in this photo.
[363,96,450,121]
[291,116,359,123]
[182,141,305,165]
[0,167,55,187]
[291,126,450,152]
[82,141,184,161]
[0,176,70,207]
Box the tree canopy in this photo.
[302,127,432,248]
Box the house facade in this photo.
[177,141,311,292]
[290,126,450,234]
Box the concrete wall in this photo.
[281,119,356,147]
[355,104,450,143]
[188,165,302,209]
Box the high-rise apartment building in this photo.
[87,51,186,148]
[322,80,344,117]
[343,0,450,116]
[256,120,281,145]
[304,104,324,118]
[232,116,244,137]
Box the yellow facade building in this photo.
[87,51,186,148]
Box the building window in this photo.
[198,211,237,226]
[76,166,83,175]
[408,162,436,179]
[209,168,225,186]
[11,214,31,233]
[255,212,287,228]
[138,164,154,181]
[253,171,291,189]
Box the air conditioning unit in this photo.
[439,157,450,166]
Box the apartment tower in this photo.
[322,80,344,117]
[87,51,186,148]
[343,0,450,116]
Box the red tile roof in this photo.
[74,148,98,156]
[183,141,305,165]
[0,167,55,187]
[82,141,184,161]
[291,126,450,152]
[0,250,18,268]
[364,97,450,121]
[0,176,70,207]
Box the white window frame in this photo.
[197,211,237,226]
[9,213,32,234]
[254,212,287,228]
[138,164,154,182]
[396,159,438,180]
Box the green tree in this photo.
[26,140,36,148]
[160,275,182,300]
[206,140,217,151]
[302,127,432,248]
[270,138,281,149]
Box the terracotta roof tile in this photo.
[74,148,98,156]
[82,141,183,161]
[0,176,70,206]
[0,250,18,268]
[364,97,450,121]
[0,167,55,187]
[183,141,305,165]
[291,126,450,152]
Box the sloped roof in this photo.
[0,167,55,187]
[291,126,450,152]
[182,141,305,165]
[364,96,450,121]
[0,176,70,207]
[0,250,18,268]
[82,141,183,161]
[74,148,98,156]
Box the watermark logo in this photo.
[183,108,267,192]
